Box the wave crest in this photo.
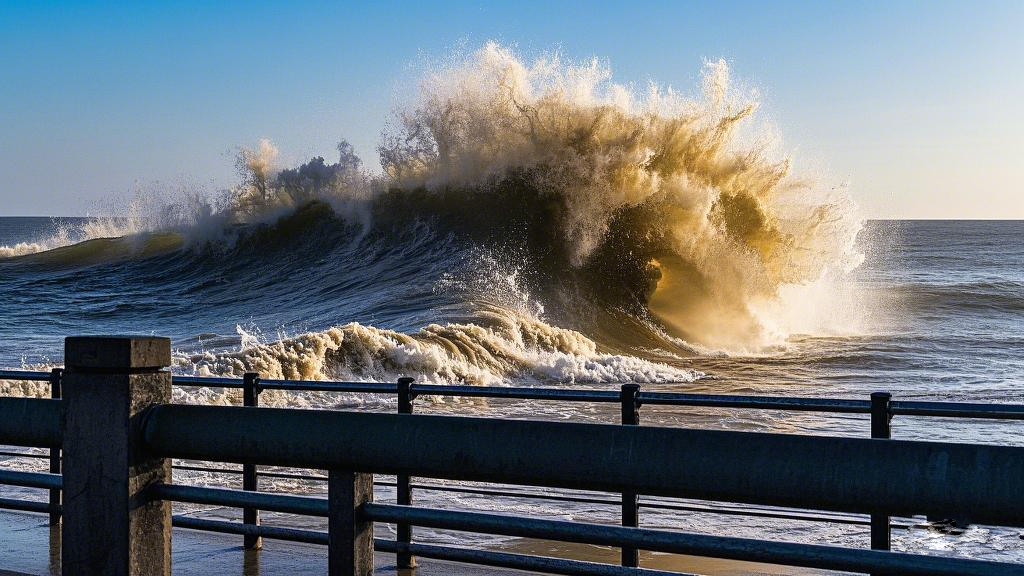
[180,309,702,389]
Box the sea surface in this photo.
[0,215,1022,567]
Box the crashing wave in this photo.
[0,42,866,356]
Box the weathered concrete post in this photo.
[62,336,172,576]
[328,470,374,576]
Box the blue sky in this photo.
[1,0,1021,218]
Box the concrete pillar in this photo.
[328,470,374,576]
[61,336,172,576]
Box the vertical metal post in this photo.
[396,377,416,570]
[48,368,63,526]
[620,383,641,568]
[47,366,64,566]
[328,470,374,576]
[870,392,892,555]
[242,372,262,550]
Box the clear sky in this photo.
[1,0,1021,218]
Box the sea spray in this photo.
[379,42,863,349]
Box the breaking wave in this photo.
[0,42,866,386]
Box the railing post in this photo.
[48,367,63,526]
[242,372,262,550]
[870,392,892,556]
[396,377,416,570]
[62,336,172,576]
[328,470,374,576]
[620,383,641,568]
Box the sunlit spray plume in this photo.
[378,42,864,350]
[0,139,371,259]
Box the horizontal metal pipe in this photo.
[172,516,328,544]
[638,500,868,526]
[364,504,1023,576]
[411,384,620,402]
[0,497,58,514]
[166,374,1024,421]
[256,470,326,481]
[0,370,52,382]
[893,401,1024,419]
[171,464,328,483]
[379,540,689,576]
[0,469,62,490]
[258,379,397,394]
[0,397,62,447]
[638,392,871,413]
[400,483,900,526]
[148,483,327,517]
[155,471,897,527]
[143,405,1024,526]
[0,450,50,459]
[172,464,243,475]
[171,375,245,388]
[161,468,860,523]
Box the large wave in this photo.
[376,43,863,350]
[0,43,866,382]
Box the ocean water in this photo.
[1,45,1022,566]
[1,215,1022,565]
[1,217,1021,434]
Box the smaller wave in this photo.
[175,310,702,407]
[0,215,149,259]
[0,190,239,261]
[7,233,185,267]
[0,242,49,258]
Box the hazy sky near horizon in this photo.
[1,1,1021,218]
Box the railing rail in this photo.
[7,368,1024,419]
[4,348,1024,576]
[363,503,1023,576]
[141,404,1024,525]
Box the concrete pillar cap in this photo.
[65,336,171,369]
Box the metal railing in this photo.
[4,358,1024,575]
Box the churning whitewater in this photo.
[0,43,865,390]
